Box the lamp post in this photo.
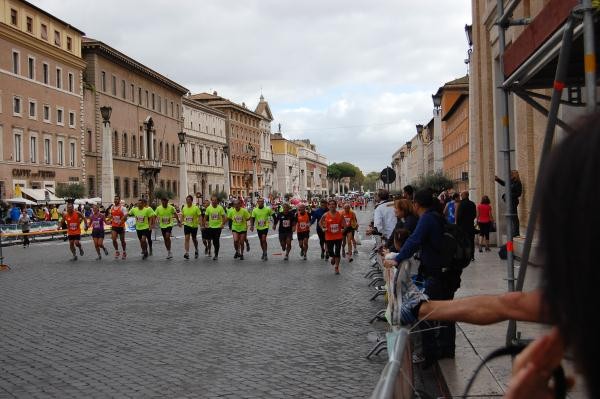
[100,106,114,207]
[222,145,230,196]
[178,131,188,205]
[432,92,444,173]
[251,154,257,205]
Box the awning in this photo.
[20,188,65,204]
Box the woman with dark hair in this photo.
[476,195,493,252]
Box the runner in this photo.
[155,196,180,259]
[273,203,296,261]
[204,195,227,260]
[89,204,109,260]
[227,199,251,260]
[109,195,128,260]
[129,198,155,259]
[320,199,346,274]
[310,199,329,260]
[62,202,88,261]
[181,195,202,260]
[250,197,273,261]
[340,202,358,262]
[200,199,212,256]
[296,203,311,260]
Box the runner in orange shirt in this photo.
[62,202,88,261]
[109,195,128,260]
[296,203,311,261]
[340,202,358,262]
[320,199,347,274]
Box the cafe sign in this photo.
[12,169,56,179]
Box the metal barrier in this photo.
[369,328,413,399]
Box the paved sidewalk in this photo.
[438,249,586,398]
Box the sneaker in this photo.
[485,247,491,252]
[115,250,120,259]
[71,255,78,261]
[204,247,209,255]
[349,257,354,263]
[284,255,289,261]
[330,257,335,266]
[246,241,250,252]
[353,249,358,255]
[121,252,127,260]
[184,253,189,260]
[239,255,244,260]
[412,353,425,364]
[335,265,340,275]
[479,248,483,253]
[212,255,218,260]
[167,251,173,260]
[103,247,109,256]
[195,251,199,259]
[79,247,84,256]
[96,255,102,261]
[142,252,148,260]
[303,255,307,260]
[234,252,239,259]
[325,254,329,260]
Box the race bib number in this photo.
[69,223,78,230]
[92,220,100,228]
[344,217,351,225]
[185,216,194,223]
[234,216,243,223]
[210,213,219,220]
[299,222,308,229]
[136,216,145,223]
[282,220,290,228]
[162,217,171,224]
[112,216,121,224]
[257,219,266,228]
[330,224,339,233]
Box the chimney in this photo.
[213,91,217,95]
[278,123,281,133]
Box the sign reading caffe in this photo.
[12,169,56,179]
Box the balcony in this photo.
[138,159,162,172]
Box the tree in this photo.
[212,190,228,202]
[363,171,380,191]
[56,183,86,199]
[328,162,365,192]
[154,187,175,201]
[414,171,454,194]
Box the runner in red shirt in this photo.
[62,202,88,261]
[340,203,358,262]
[109,195,128,260]
[320,199,347,274]
[296,204,311,261]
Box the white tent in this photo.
[74,198,97,205]
[6,197,37,205]
[20,188,64,205]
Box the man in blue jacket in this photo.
[384,188,459,367]
[310,199,329,259]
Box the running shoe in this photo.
[246,241,250,252]
[212,255,218,260]
[79,247,84,256]
[335,265,340,275]
[184,253,190,260]
[195,251,199,259]
[234,252,239,259]
[142,252,148,260]
[103,247,109,256]
[115,251,120,259]
[284,255,289,261]
[320,250,325,259]
[239,255,244,260]
[122,252,127,260]
[303,255,307,260]
[349,257,354,263]
[167,251,173,259]
[353,249,358,255]
[71,255,78,261]
[96,255,102,261]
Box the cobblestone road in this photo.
[0,210,386,398]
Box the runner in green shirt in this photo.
[250,197,274,260]
[181,195,202,259]
[129,197,156,259]
[200,199,212,257]
[227,199,251,260]
[203,195,227,260]
[155,196,181,260]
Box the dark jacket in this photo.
[386,214,418,251]
[394,209,444,273]
[496,177,523,206]
[456,199,476,233]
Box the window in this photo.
[26,16,33,33]
[145,90,149,107]
[172,181,176,195]
[68,111,75,127]
[44,138,51,164]
[111,75,116,96]
[10,9,18,25]
[43,63,49,84]
[66,36,72,51]
[131,135,136,157]
[101,71,106,92]
[87,130,92,152]
[69,142,75,166]
[139,135,143,157]
[29,101,36,118]
[176,104,179,119]
[40,24,48,40]
[88,177,95,197]
[14,132,22,162]
[207,149,211,165]
[123,133,127,156]
[30,136,37,163]
[43,105,50,122]
[12,51,19,74]
[114,177,120,197]
[113,131,118,155]
[159,142,163,159]
[56,68,62,89]
[214,149,217,165]
[56,108,63,125]
[165,142,169,161]
[124,178,130,198]
[164,98,168,113]
[13,97,21,115]
[28,57,34,79]
[199,147,203,164]
[138,87,142,105]
[158,95,161,113]
[57,140,64,165]
[121,80,126,99]
[68,73,74,92]
[132,179,139,198]
[151,93,155,110]
[54,30,61,46]
[172,145,175,163]
[170,101,174,117]
[191,146,195,163]
[130,84,135,102]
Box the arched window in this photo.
[165,142,169,161]
[191,146,195,164]
[123,133,128,156]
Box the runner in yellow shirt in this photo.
[181,195,202,259]
[203,195,227,260]
[155,196,181,259]
[227,199,251,260]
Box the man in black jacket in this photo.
[455,191,476,261]
[495,170,523,237]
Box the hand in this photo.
[383,259,397,269]
[505,328,571,399]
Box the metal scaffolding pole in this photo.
[582,0,598,113]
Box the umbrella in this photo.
[6,197,37,205]
[290,198,301,205]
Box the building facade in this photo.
[440,76,469,193]
[255,95,275,198]
[0,0,86,198]
[82,38,188,205]
[190,92,262,198]
[271,133,299,196]
[182,97,226,200]
[293,139,328,198]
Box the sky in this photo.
[34,0,472,173]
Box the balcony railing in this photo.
[138,159,162,171]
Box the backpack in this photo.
[441,223,473,270]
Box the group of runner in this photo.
[59,196,360,274]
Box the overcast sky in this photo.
[34,0,472,173]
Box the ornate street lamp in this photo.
[416,124,424,141]
[100,105,112,124]
[177,131,186,144]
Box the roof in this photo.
[182,97,226,118]
[255,95,273,121]
[443,75,469,88]
[21,0,85,35]
[82,38,188,95]
[442,93,468,121]
[189,92,264,119]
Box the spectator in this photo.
[455,191,476,261]
[402,185,414,201]
[50,205,60,221]
[495,170,522,237]
[368,189,396,241]
[18,207,31,248]
[443,192,460,224]
[386,198,418,251]
[26,205,34,219]
[9,204,21,223]
[476,195,494,252]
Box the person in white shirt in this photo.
[367,189,397,241]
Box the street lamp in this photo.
[432,92,442,110]
[251,154,257,204]
[177,131,187,205]
[100,105,112,123]
[416,124,424,141]
[177,131,186,144]
[464,24,473,47]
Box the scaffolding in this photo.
[495,0,597,346]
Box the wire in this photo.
[283,121,402,133]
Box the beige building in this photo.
[182,97,227,200]
[0,0,86,198]
[292,139,328,198]
[255,95,275,198]
[82,38,188,204]
[190,92,262,198]
[271,133,299,196]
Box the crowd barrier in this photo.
[369,329,413,399]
